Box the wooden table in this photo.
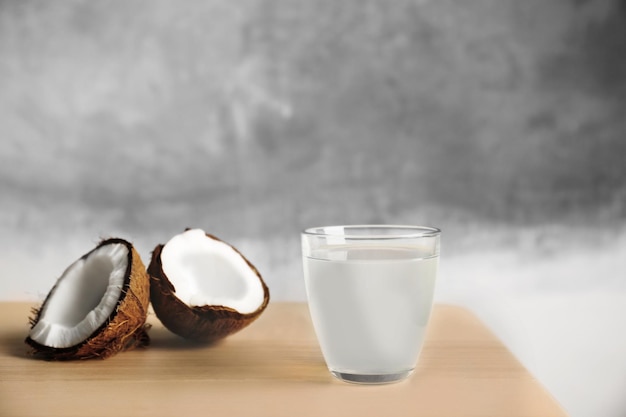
[0,302,567,417]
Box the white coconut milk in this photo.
[303,245,438,376]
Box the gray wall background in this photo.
[1,1,626,416]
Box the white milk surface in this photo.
[303,245,438,375]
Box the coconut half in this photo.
[148,229,270,342]
[25,238,150,360]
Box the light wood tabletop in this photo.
[0,302,567,417]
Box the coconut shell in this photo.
[25,238,151,360]
[148,233,270,342]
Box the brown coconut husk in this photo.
[25,238,151,360]
[148,233,270,342]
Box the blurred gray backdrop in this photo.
[1,1,626,416]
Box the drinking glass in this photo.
[301,225,440,384]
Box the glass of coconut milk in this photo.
[301,225,440,384]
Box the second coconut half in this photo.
[148,229,270,342]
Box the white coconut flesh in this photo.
[160,229,264,314]
[28,243,129,349]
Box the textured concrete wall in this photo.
[2,1,625,241]
[2,0,624,293]
[1,2,626,415]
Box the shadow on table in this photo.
[0,329,31,359]
[146,324,223,350]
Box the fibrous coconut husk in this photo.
[25,238,151,360]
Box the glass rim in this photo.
[301,224,441,239]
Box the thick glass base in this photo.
[330,369,413,384]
